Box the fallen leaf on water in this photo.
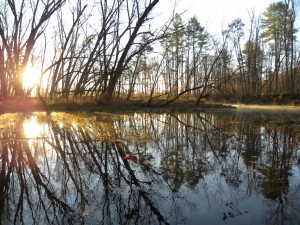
[115,187,123,193]
[123,154,132,160]
[82,211,91,217]
[122,154,138,163]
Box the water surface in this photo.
[0,111,299,225]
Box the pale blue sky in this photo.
[157,0,283,36]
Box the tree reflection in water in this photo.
[0,111,299,224]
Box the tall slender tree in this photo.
[260,1,287,94]
[186,16,208,94]
[283,0,297,94]
[168,13,185,97]
[227,18,246,94]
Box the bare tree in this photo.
[100,0,160,102]
[0,0,66,99]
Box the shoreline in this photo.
[1,100,300,114]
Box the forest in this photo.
[0,0,300,106]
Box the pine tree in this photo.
[260,2,288,94]
[186,16,208,94]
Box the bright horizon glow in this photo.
[22,65,41,94]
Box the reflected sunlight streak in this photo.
[23,116,41,138]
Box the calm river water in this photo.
[0,110,299,225]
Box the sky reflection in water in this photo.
[0,111,299,225]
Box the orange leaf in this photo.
[123,154,138,163]
[123,154,133,160]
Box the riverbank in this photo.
[1,97,300,114]
[0,98,235,114]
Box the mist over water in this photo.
[232,104,300,111]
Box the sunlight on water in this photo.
[23,116,41,138]
[0,111,299,225]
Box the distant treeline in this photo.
[0,0,299,105]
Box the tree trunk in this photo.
[101,0,159,102]
[0,47,7,100]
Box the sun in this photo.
[22,65,42,91]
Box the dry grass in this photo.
[0,96,234,114]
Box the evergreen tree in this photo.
[186,16,209,94]
[168,13,185,96]
[260,2,288,93]
[243,40,264,95]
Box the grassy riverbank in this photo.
[0,98,235,114]
[1,93,300,114]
